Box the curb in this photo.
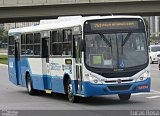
[0,63,8,67]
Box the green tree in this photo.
[0,27,8,47]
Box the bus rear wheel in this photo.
[118,93,131,101]
[26,74,37,95]
[67,80,80,103]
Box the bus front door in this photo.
[14,38,22,85]
[74,35,83,93]
[41,37,51,90]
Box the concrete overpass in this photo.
[0,0,160,23]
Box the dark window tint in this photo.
[63,30,72,42]
[51,30,72,56]
[21,35,25,44]
[21,45,26,55]
[9,36,14,45]
[34,45,40,55]
[34,33,40,43]
[62,43,72,55]
[51,31,58,42]
[52,43,62,55]
[58,30,63,42]
[21,33,40,56]
[8,46,14,55]
[26,34,33,44]
[26,45,33,55]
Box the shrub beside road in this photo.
[0,55,8,65]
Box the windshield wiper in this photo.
[99,33,112,47]
[121,32,132,46]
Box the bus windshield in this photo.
[85,32,148,69]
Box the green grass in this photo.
[0,55,8,65]
[0,48,6,50]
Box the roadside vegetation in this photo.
[0,55,8,65]
[0,27,8,47]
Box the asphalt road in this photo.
[0,64,160,110]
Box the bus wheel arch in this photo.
[63,74,70,94]
[63,74,80,103]
[25,71,37,95]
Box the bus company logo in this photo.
[116,79,122,83]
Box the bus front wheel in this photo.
[67,80,80,103]
[26,74,37,95]
[118,93,131,101]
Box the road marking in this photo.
[151,90,160,94]
[132,90,160,96]
[132,93,158,96]
[151,69,159,71]
[146,95,160,99]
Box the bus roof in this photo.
[8,15,142,36]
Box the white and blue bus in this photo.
[8,16,150,102]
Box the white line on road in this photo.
[132,90,160,96]
[151,90,160,94]
[150,66,159,71]
[146,95,160,99]
[132,93,157,96]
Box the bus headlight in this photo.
[86,74,102,84]
[136,71,149,82]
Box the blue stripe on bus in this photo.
[8,58,17,85]
[51,76,65,94]
[20,58,32,87]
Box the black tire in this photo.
[118,94,131,101]
[67,80,80,103]
[26,74,37,95]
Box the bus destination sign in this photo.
[90,21,139,31]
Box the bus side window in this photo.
[63,30,72,42]
[34,33,40,55]
[21,34,26,55]
[8,36,15,55]
[51,31,62,56]
[62,29,72,56]
[26,34,34,55]
[62,43,72,56]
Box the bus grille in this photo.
[105,79,133,83]
[107,85,131,91]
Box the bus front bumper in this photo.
[83,78,151,97]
